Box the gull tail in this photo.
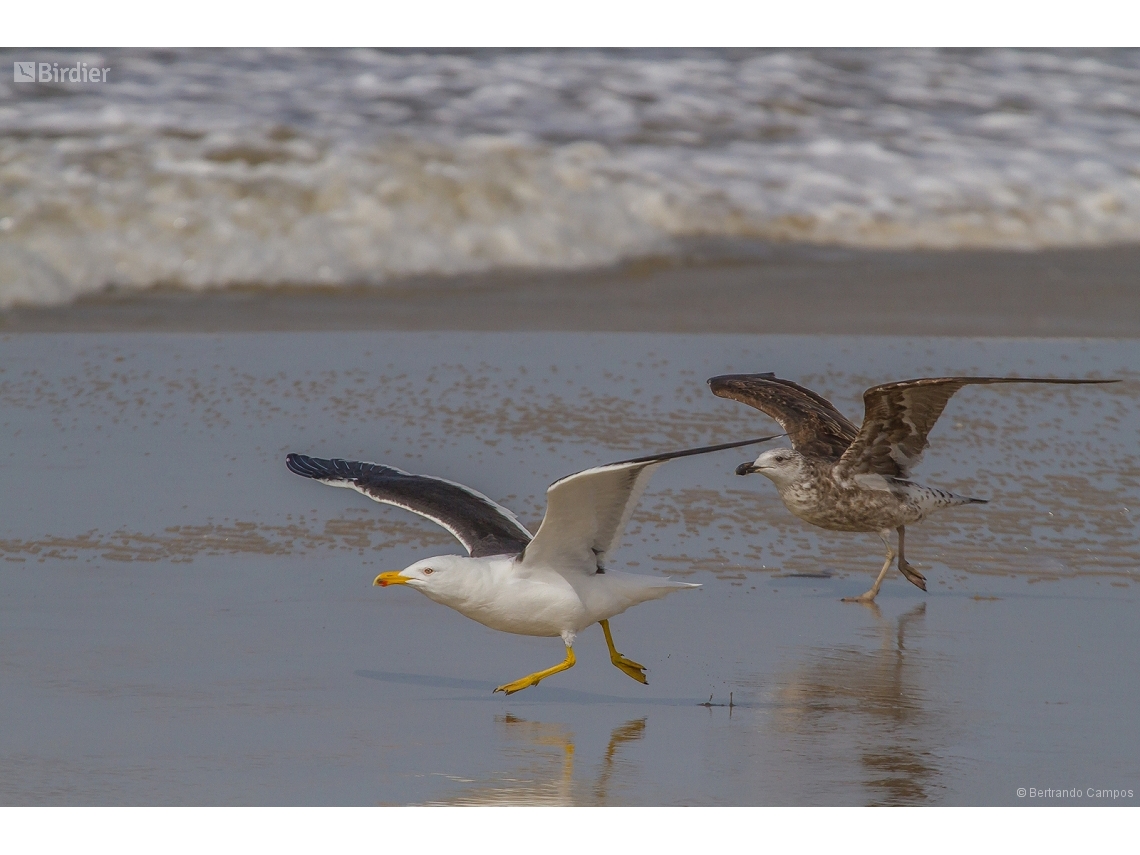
[942,493,988,509]
[604,570,700,610]
[907,485,989,516]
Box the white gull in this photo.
[286,434,778,694]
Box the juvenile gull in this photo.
[286,434,778,694]
[708,373,1117,602]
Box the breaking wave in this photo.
[2,48,1140,308]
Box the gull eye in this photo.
[423,568,434,575]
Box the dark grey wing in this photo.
[836,376,1119,478]
[708,373,859,461]
[285,454,533,558]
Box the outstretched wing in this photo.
[521,435,780,575]
[836,377,1118,479]
[285,454,533,558]
[708,373,858,461]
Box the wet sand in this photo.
[3,244,1140,336]
[1,332,1136,805]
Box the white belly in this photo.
[426,573,590,637]
[418,565,692,638]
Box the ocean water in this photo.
[2,48,1140,308]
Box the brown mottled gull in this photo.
[708,373,1117,602]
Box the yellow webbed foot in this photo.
[493,647,576,695]
[494,674,542,695]
[600,619,648,685]
[610,654,648,685]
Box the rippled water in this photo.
[1,332,1137,804]
[2,48,1140,307]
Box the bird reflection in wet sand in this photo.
[773,603,939,804]
[427,715,647,805]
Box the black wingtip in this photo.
[286,453,331,480]
[708,372,776,382]
[707,372,776,390]
[610,434,783,467]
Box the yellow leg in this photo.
[494,646,576,695]
[600,619,648,685]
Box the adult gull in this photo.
[286,434,778,694]
[708,373,1117,602]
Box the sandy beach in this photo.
[3,244,1139,336]
[2,328,1136,805]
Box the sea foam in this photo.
[2,48,1139,308]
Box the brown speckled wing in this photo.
[837,376,1118,479]
[707,373,859,461]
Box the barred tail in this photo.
[931,488,988,508]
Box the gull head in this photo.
[373,555,470,591]
[735,447,805,488]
